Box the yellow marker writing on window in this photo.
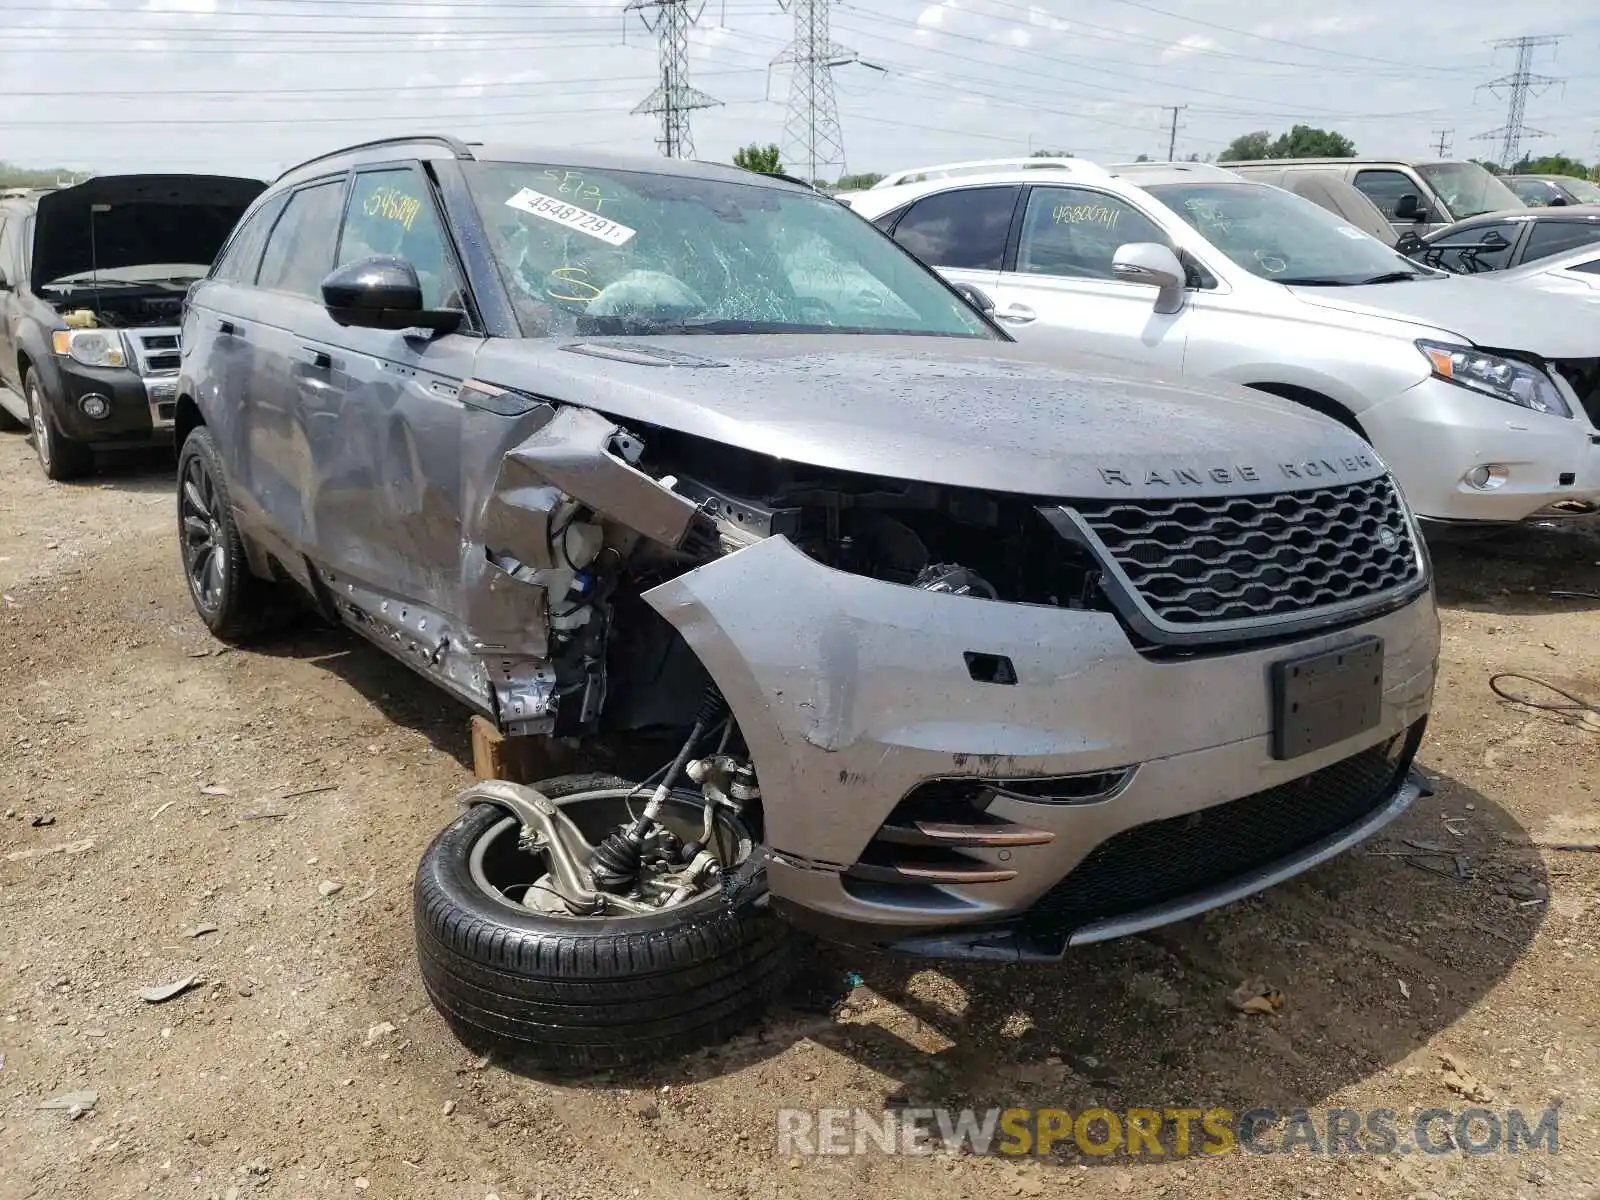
[1052,204,1121,231]
[542,169,607,210]
[363,186,422,232]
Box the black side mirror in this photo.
[1547,195,1569,207]
[320,256,461,333]
[1480,230,1509,249]
[1394,193,1428,221]
[953,282,996,316]
[0,268,10,291]
[1395,231,1425,257]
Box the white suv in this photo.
[841,158,1600,524]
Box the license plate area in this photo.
[1271,637,1384,760]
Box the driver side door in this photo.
[989,185,1188,373]
[289,163,480,613]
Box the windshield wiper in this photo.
[1274,276,1353,286]
[1356,271,1423,284]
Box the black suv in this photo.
[0,175,262,478]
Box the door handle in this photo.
[295,345,333,370]
[995,303,1037,325]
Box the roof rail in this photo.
[1110,160,1240,179]
[870,156,1112,189]
[275,134,475,182]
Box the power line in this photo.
[625,0,721,157]
[829,6,1451,119]
[1093,0,1475,74]
[772,0,881,181]
[1474,34,1564,168]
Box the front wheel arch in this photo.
[1244,382,1369,441]
[174,394,204,451]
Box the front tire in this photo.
[414,773,799,1073]
[177,426,271,641]
[25,369,92,481]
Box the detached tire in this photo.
[414,773,799,1072]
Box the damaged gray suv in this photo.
[175,136,1439,1070]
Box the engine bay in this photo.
[41,279,192,328]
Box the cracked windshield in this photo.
[466,163,991,338]
[1146,181,1436,286]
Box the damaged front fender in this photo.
[640,535,1146,864]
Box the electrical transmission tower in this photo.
[1473,34,1563,168]
[772,0,882,183]
[1431,128,1454,157]
[626,0,721,158]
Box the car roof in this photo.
[1470,205,1600,223]
[274,135,810,195]
[1110,161,1240,185]
[1225,158,1452,170]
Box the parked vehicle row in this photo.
[840,157,1600,526]
[1216,158,1600,276]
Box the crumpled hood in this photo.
[1286,276,1595,358]
[471,335,1386,500]
[31,174,265,291]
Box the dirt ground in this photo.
[0,430,1596,1200]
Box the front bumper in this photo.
[1360,376,1600,522]
[644,536,1439,955]
[47,360,176,444]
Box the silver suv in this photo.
[843,158,1600,524]
[177,139,1438,1070]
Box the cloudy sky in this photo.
[3,0,1599,181]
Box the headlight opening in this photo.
[1417,340,1571,418]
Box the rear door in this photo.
[0,215,19,398]
[1518,218,1600,267]
[182,189,287,486]
[987,184,1187,371]
[288,162,479,612]
[883,185,1020,300]
[230,175,350,565]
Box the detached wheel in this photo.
[25,369,92,481]
[177,425,272,641]
[414,773,799,1073]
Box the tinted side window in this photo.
[1523,220,1600,264]
[1510,178,1559,207]
[1016,186,1167,280]
[211,193,287,285]
[1427,221,1516,272]
[338,168,463,310]
[871,205,906,233]
[1354,170,1423,220]
[892,187,1020,270]
[257,180,346,299]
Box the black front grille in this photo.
[1070,476,1420,625]
[1023,723,1421,939]
[139,334,179,352]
